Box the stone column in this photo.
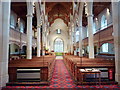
[71,26,74,54]
[44,30,47,48]
[47,35,50,51]
[112,1,120,84]
[68,33,71,53]
[86,2,94,59]
[35,2,41,57]
[0,1,11,88]
[70,31,72,54]
[37,26,41,57]
[46,33,49,50]
[74,27,77,55]
[69,29,71,53]
[26,2,33,59]
[42,24,45,56]
[78,2,84,57]
[45,32,47,48]
[68,29,70,53]
[78,26,83,57]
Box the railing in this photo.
[9,28,27,43]
[95,22,113,33]
[10,27,37,44]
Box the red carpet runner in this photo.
[2,59,120,89]
[50,59,76,88]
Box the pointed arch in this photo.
[54,38,64,52]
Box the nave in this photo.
[2,56,120,89]
[1,1,120,89]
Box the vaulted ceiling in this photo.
[11,2,111,27]
[46,2,73,26]
[82,2,111,26]
[11,2,37,28]
[11,2,27,21]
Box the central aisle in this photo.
[50,59,76,88]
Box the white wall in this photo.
[48,19,69,53]
[100,43,114,54]
[82,4,112,39]
[82,26,87,39]
[9,10,37,48]
[10,43,20,54]
[94,4,112,31]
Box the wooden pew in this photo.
[8,55,55,85]
[63,55,115,85]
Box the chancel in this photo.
[0,0,120,89]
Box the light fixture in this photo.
[106,8,110,15]
[17,18,20,28]
[18,18,20,23]
[47,32,49,36]
[40,20,42,26]
[85,2,88,16]
[76,19,78,22]
[95,18,98,21]
[84,2,87,7]
[107,8,110,13]
[32,2,35,14]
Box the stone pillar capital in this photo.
[37,26,41,28]
[26,14,33,17]
[78,25,82,28]
[86,14,94,18]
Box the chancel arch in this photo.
[48,18,69,53]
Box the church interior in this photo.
[0,0,120,89]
